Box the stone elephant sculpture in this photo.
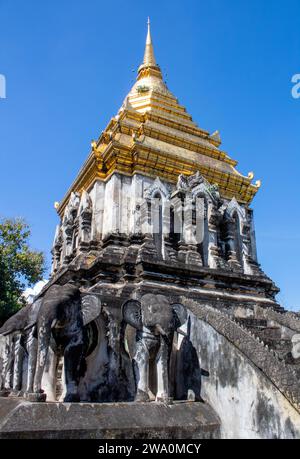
[30,282,102,402]
[122,293,187,403]
[0,299,42,396]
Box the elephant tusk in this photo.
[177,329,187,337]
[23,323,35,332]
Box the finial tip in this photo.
[138,16,160,75]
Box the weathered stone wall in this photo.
[180,299,300,439]
[91,173,161,238]
[90,180,105,240]
[55,170,263,277]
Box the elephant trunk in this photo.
[154,324,171,346]
[155,323,167,337]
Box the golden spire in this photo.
[143,17,157,67]
[137,18,162,79]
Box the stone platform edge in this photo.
[0,398,220,439]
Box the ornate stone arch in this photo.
[188,187,210,267]
[225,197,246,221]
[222,198,246,269]
[190,182,218,206]
[142,178,171,259]
[143,177,170,200]
[222,198,246,234]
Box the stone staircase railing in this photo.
[255,305,300,333]
[182,298,300,414]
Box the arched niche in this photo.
[190,184,217,268]
[222,198,247,269]
[143,177,170,259]
[152,192,163,258]
[169,203,181,246]
[191,192,209,267]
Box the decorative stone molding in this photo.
[176,172,220,204]
[78,190,93,251]
[51,225,63,273]
[51,172,268,280]
[144,177,171,200]
[61,192,80,264]
[224,197,246,221]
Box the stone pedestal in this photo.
[0,398,220,439]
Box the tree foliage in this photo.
[0,218,45,325]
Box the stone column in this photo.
[78,191,93,252]
[248,208,258,262]
[12,333,24,394]
[102,174,121,239]
[4,335,14,393]
[62,223,74,265]
[163,201,177,263]
[137,199,157,260]
[242,222,262,276]
[152,195,163,257]
[90,180,105,249]
[173,193,187,263]
[207,205,224,269]
[0,334,13,394]
[25,328,38,394]
[61,192,80,264]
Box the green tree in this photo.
[0,218,46,325]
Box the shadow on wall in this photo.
[175,317,208,402]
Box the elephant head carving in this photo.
[30,283,102,402]
[122,293,187,403]
[0,283,102,402]
[122,294,187,336]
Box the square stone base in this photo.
[0,398,220,439]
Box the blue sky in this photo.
[0,0,299,310]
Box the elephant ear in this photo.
[81,294,102,326]
[171,303,187,328]
[122,300,142,330]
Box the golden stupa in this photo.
[58,19,258,216]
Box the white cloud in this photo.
[23,279,48,304]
